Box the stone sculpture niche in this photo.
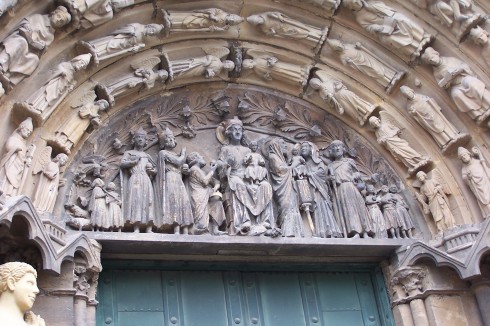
[342,0,433,61]
[0,262,45,326]
[61,90,420,240]
[0,6,72,93]
[458,147,490,218]
[400,85,470,153]
[13,54,92,125]
[77,23,164,65]
[326,39,405,93]
[421,47,490,127]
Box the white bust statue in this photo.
[0,262,45,326]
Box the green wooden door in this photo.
[97,265,393,326]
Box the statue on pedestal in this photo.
[342,0,432,60]
[400,85,470,153]
[78,23,164,64]
[421,47,490,126]
[309,70,376,125]
[0,118,35,197]
[458,147,490,218]
[327,39,405,93]
[0,262,45,326]
[0,6,71,90]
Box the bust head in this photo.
[421,47,441,66]
[0,262,39,315]
[400,86,415,100]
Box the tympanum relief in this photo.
[61,88,426,240]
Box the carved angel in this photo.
[104,56,168,99]
[32,146,68,213]
[242,49,310,86]
[169,47,235,80]
[50,90,109,154]
[413,169,456,234]
[369,112,431,174]
[309,70,376,125]
[246,11,328,52]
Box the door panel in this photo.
[97,267,393,326]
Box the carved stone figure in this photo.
[102,56,168,100]
[415,170,456,233]
[242,49,310,86]
[468,26,490,69]
[327,140,369,238]
[267,138,304,237]
[170,48,235,80]
[120,128,157,233]
[0,262,45,326]
[309,71,376,125]
[342,0,432,60]
[409,0,481,39]
[0,6,71,90]
[364,184,387,238]
[379,184,401,238]
[0,0,18,17]
[244,141,268,185]
[369,115,431,174]
[390,185,415,238]
[327,39,405,93]
[51,98,109,154]
[216,117,273,235]
[163,8,243,34]
[89,178,107,231]
[0,118,35,197]
[156,127,193,234]
[105,182,123,232]
[246,11,328,52]
[186,152,220,235]
[78,23,164,64]
[458,147,490,218]
[15,54,92,122]
[32,147,68,214]
[421,47,490,126]
[400,85,470,153]
[299,141,342,238]
[60,0,133,30]
[298,0,341,12]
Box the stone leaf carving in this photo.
[97,56,168,104]
[0,118,35,197]
[391,266,427,297]
[326,39,405,93]
[0,6,72,92]
[409,0,482,39]
[13,54,92,125]
[458,147,490,218]
[49,90,110,154]
[77,23,164,65]
[168,47,234,81]
[242,49,311,87]
[369,112,431,175]
[400,85,470,153]
[421,47,490,127]
[162,8,243,35]
[246,11,328,53]
[342,0,433,61]
[413,169,456,235]
[467,26,490,69]
[32,146,68,214]
[0,262,45,326]
[309,69,377,125]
